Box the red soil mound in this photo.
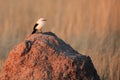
[0,32,100,80]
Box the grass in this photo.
[0,0,120,80]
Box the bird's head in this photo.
[37,18,46,24]
[36,18,46,27]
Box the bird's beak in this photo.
[43,19,46,21]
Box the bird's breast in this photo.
[40,22,46,27]
[36,25,42,30]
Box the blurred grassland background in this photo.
[0,0,120,80]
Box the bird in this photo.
[32,18,46,34]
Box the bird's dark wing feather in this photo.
[31,23,38,34]
[33,23,38,30]
[32,29,37,34]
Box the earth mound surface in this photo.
[0,32,100,80]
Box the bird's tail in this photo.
[32,29,37,34]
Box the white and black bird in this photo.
[32,18,46,34]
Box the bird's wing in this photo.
[33,23,38,30]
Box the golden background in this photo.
[0,0,120,80]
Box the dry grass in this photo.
[0,59,4,72]
[0,0,120,80]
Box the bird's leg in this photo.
[40,29,43,33]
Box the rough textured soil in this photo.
[0,32,100,80]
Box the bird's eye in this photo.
[42,19,46,21]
